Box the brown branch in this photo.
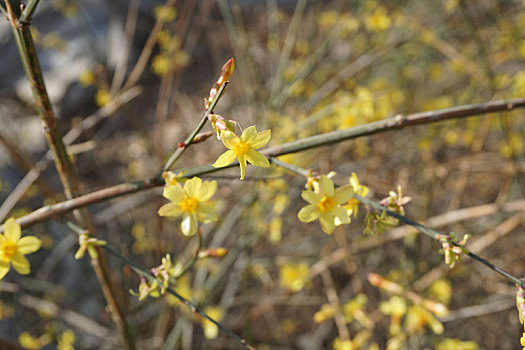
[4,98,525,231]
[5,3,134,348]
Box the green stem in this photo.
[162,82,228,172]
[19,0,39,22]
[272,157,525,290]
[101,245,255,350]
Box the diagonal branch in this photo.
[4,98,525,231]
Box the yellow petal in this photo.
[163,184,184,202]
[246,150,270,168]
[4,218,21,242]
[298,205,319,223]
[319,176,335,197]
[75,246,87,260]
[181,213,198,236]
[301,190,321,205]
[350,172,359,188]
[184,177,202,198]
[240,126,257,143]
[196,180,217,201]
[158,202,183,218]
[220,130,239,149]
[238,154,247,180]
[196,203,218,223]
[251,129,271,149]
[11,252,30,275]
[319,213,335,234]
[17,236,42,255]
[212,150,236,168]
[333,207,350,225]
[334,186,353,204]
[0,261,9,280]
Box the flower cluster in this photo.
[130,254,182,300]
[363,184,410,235]
[437,233,470,268]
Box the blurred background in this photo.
[1,0,525,349]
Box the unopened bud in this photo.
[217,58,235,85]
[367,273,403,294]
[198,247,228,258]
[191,132,213,145]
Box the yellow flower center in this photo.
[233,142,251,156]
[1,241,17,262]
[318,196,335,212]
[180,197,198,213]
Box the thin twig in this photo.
[122,0,178,90]
[101,244,256,350]
[162,81,228,171]
[19,0,38,23]
[0,87,141,222]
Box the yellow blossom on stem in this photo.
[279,262,310,292]
[0,218,41,280]
[298,175,353,234]
[212,126,271,180]
[201,306,223,339]
[344,172,369,217]
[158,177,218,236]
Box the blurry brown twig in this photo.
[0,87,141,222]
[122,0,177,91]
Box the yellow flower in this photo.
[298,175,353,234]
[344,172,369,217]
[0,218,41,280]
[212,126,271,180]
[158,177,218,236]
[279,262,310,292]
[201,306,223,339]
[333,337,354,350]
[95,89,110,107]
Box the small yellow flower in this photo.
[279,262,310,292]
[212,126,271,180]
[344,172,369,217]
[333,337,354,350]
[158,177,218,236]
[201,306,223,339]
[0,218,41,280]
[298,175,353,234]
[95,89,110,107]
